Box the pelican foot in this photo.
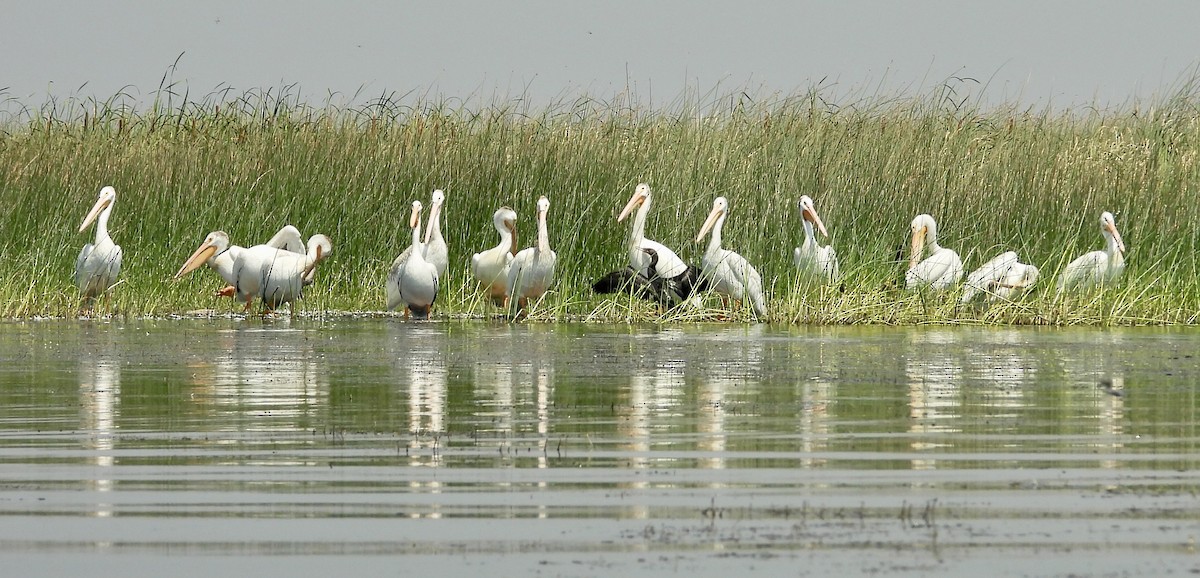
[215,285,236,298]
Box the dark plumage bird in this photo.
[592,248,708,307]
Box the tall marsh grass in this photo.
[2,83,1199,323]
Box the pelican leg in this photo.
[507,297,529,322]
[215,285,236,298]
[716,295,734,321]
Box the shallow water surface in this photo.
[1,320,1199,576]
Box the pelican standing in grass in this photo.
[226,234,332,313]
[594,183,705,306]
[388,201,439,319]
[793,195,839,283]
[506,196,557,315]
[961,251,1040,303]
[389,190,448,312]
[423,189,449,277]
[696,196,768,319]
[471,206,518,306]
[905,213,963,290]
[75,185,123,309]
[1057,211,1126,292]
[173,225,314,293]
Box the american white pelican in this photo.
[229,234,332,312]
[696,196,768,319]
[264,225,320,285]
[961,251,1040,303]
[388,190,448,311]
[388,201,439,319]
[905,213,963,290]
[793,195,839,283]
[75,186,123,307]
[423,189,449,277]
[506,196,557,314]
[595,183,704,305]
[471,206,518,306]
[1057,211,1126,292]
[174,225,313,292]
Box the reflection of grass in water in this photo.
[3,80,1200,323]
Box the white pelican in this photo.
[905,213,963,290]
[229,234,332,312]
[174,225,304,282]
[423,189,449,277]
[961,251,1040,303]
[793,195,839,283]
[388,201,439,319]
[263,225,320,285]
[389,190,448,310]
[75,185,123,307]
[174,225,319,294]
[506,196,557,314]
[1057,211,1126,292]
[696,196,768,319]
[601,183,705,305]
[471,206,518,306]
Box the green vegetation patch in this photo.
[2,85,1199,324]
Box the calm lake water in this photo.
[1,319,1198,576]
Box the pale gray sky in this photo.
[4,1,1200,112]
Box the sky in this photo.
[4,1,1200,114]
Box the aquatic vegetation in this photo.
[1,83,1199,324]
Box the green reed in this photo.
[1,83,1198,323]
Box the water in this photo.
[2,320,1199,576]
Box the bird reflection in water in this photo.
[792,330,837,470]
[188,326,328,431]
[694,325,767,473]
[906,329,964,470]
[466,325,556,517]
[78,333,119,519]
[403,326,447,461]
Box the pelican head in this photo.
[909,213,938,270]
[410,200,423,230]
[798,195,829,237]
[1100,211,1125,254]
[175,231,231,279]
[1024,265,1041,286]
[696,196,729,242]
[424,189,445,244]
[79,185,117,233]
[618,183,652,222]
[494,206,518,255]
[536,195,550,215]
[301,234,333,277]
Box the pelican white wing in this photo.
[231,235,331,311]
